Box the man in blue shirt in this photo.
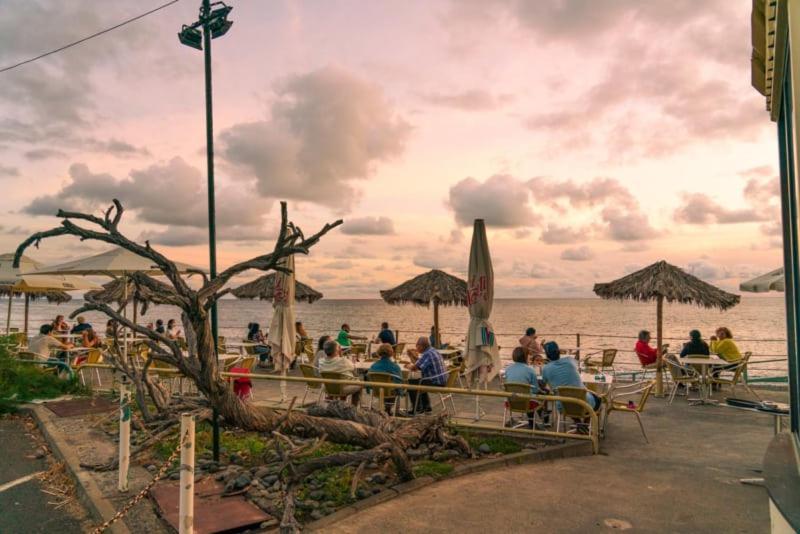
[375,322,396,345]
[70,316,92,335]
[541,341,600,426]
[504,347,539,394]
[406,337,447,413]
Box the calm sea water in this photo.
[6,297,789,376]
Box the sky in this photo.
[0,0,782,298]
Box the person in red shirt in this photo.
[635,330,659,366]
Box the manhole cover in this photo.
[151,477,272,534]
[44,397,116,417]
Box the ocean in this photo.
[6,296,789,377]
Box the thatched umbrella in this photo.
[84,272,176,322]
[593,260,741,395]
[380,269,468,347]
[231,272,323,304]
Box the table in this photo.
[354,361,420,380]
[225,341,259,356]
[682,356,729,405]
[580,372,614,395]
[438,348,463,359]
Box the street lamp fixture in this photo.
[178,0,233,463]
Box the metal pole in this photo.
[655,295,664,397]
[5,294,12,334]
[179,413,196,534]
[23,293,29,338]
[118,377,131,491]
[201,0,221,462]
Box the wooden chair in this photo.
[711,352,760,400]
[503,382,539,429]
[605,381,654,443]
[554,386,596,433]
[392,343,406,359]
[349,344,367,361]
[320,371,360,403]
[77,348,104,388]
[217,335,227,353]
[665,357,701,405]
[436,367,461,415]
[9,332,27,347]
[366,371,401,415]
[583,349,618,374]
[299,363,324,406]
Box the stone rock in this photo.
[368,473,387,485]
[255,467,272,479]
[207,463,220,473]
[478,443,491,454]
[224,480,236,493]
[169,472,180,480]
[214,473,226,482]
[432,449,460,462]
[366,462,379,469]
[309,490,325,500]
[252,498,271,511]
[356,488,370,499]
[261,474,279,486]
[234,474,252,490]
[310,510,325,521]
[250,479,261,487]
[371,487,382,494]
[271,480,281,491]
[146,465,157,473]
[34,448,46,459]
[323,501,336,509]
[306,500,320,509]
[407,447,428,459]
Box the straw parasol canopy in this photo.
[593,260,741,395]
[231,272,323,304]
[84,272,176,317]
[380,269,468,346]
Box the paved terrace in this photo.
[242,371,783,533]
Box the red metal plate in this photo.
[43,396,116,417]
[150,477,273,534]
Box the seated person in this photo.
[406,337,447,414]
[295,321,309,341]
[680,330,710,357]
[634,330,659,367]
[70,316,92,335]
[318,340,361,406]
[29,324,73,363]
[75,328,101,365]
[504,347,540,429]
[52,314,70,333]
[312,335,331,375]
[428,326,449,350]
[368,343,403,412]
[709,327,741,363]
[541,341,601,425]
[374,322,396,346]
[154,319,165,335]
[105,319,118,339]
[166,319,182,340]
[336,323,365,352]
[519,327,545,363]
[247,322,271,366]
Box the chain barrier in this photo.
[92,429,185,534]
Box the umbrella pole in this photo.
[24,294,29,338]
[5,293,12,334]
[655,295,664,396]
[433,297,440,348]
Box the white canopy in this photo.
[0,253,100,292]
[740,268,784,293]
[31,247,202,276]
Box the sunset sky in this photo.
[0,0,782,298]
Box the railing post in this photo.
[179,413,196,534]
[118,377,131,492]
[395,330,400,344]
[576,333,581,362]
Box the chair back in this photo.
[86,348,103,365]
[237,356,256,371]
[601,349,617,367]
[729,352,752,384]
[393,343,406,358]
[18,351,37,361]
[367,371,399,400]
[300,363,322,390]
[665,356,686,381]
[504,382,535,413]
[350,344,367,358]
[556,386,592,418]
[320,371,347,396]
[444,367,460,388]
[10,332,27,346]
[217,335,227,353]
[634,381,655,413]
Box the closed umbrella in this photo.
[465,219,501,383]
[0,253,100,336]
[740,268,784,292]
[269,255,296,402]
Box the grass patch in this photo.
[0,338,88,414]
[412,460,454,478]
[152,422,268,466]
[297,466,354,508]
[461,432,523,454]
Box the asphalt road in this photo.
[0,417,87,534]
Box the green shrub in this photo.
[461,432,523,454]
[412,460,454,478]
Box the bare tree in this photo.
[15,200,470,482]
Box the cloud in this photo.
[447,228,464,244]
[85,138,150,157]
[24,158,271,233]
[528,176,636,211]
[412,247,466,273]
[601,208,659,241]
[25,148,67,161]
[322,260,354,270]
[420,90,513,111]
[138,225,277,247]
[560,246,594,261]
[539,224,586,244]
[219,67,411,211]
[674,193,768,224]
[340,216,395,236]
[0,165,18,177]
[511,260,559,279]
[448,174,538,227]
[307,271,337,282]
[685,260,729,281]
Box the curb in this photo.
[304,440,591,531]
[23,404,131,534]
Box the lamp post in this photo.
[179,0,233,463]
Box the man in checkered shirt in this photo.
[406,336,447,413]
